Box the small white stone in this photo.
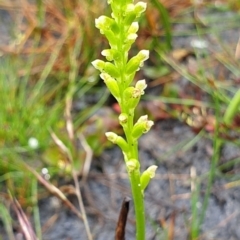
[41,168,48,175]
[190,39,208,49]
[28,137,39,149]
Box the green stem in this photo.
[129,170,145,240]
[124,113,145,239]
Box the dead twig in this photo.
[115,197,131,240]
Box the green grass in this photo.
[0,1,108,238]
[0,56,62,148]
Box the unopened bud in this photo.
[136,115,148,123]
[100,73,120,100]
[132,115,154,139]
[104,62,120,78]
[134,2,147,17]
[126,50,149,75]
[128,22,139,34]
[126,159,140,173]
[119,113,128,125]
[126,4,135,13]
[101,49,114,61]
[123,87,141,111]
[138,50,149,62]
[95,16,113,32]
[135,79,147,95]
[91,59,105,72]
[105,132,129,153]
[127,33,138,41]
[140,165,158,191]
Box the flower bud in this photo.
[132,88,142,98]
[95,16,118,46]
[91,59,105,72]
[135,79,147,95]
[126,159,140,173]
[132,115,154,139]
[124,2,147,26]
[123,87,141,112]
[124,4,137,27]
[102,49,121,62]
[101,49,114,61]
[134,2,147,17]
[140,165,158,191]
[126,3,135,13]
[136,115,148,123]
[95,16,113,32]
[105,131,118,143]
[123,86,134,99]
[126,55,141,74]
[126,50,149,75]
[104,30,118,48]
[138,50,149,62]
[128,22,139,34]
[100,73,120,100]
[105,132,129,152]
[104,62,120,78]
[126,22,139,43]
[127,33,138,41]
[119,113,128,125]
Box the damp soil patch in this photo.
[34,119,240,240]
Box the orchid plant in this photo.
[92,1,157,239]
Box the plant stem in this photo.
[224,88,240,125]
[124,113,145,239]
[129,170,145,240]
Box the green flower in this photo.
[100,73,120,100]
[140,165,158,191]
[105,132,129,153]
[126,50,149,75]
[132,115,154,140]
